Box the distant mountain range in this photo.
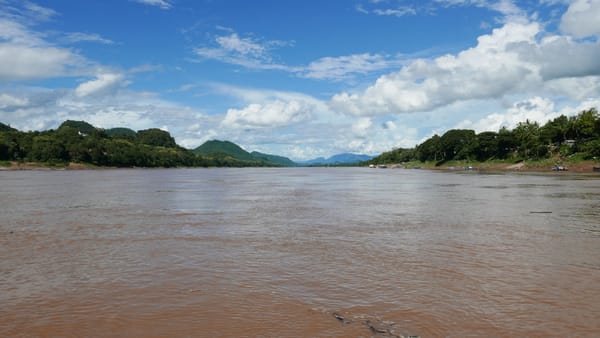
[301,153,374,165]
[1,119,375,168]
[192,140,372,166]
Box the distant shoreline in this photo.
[0,162,104,171]
[378,161,600,173]
[3,160,600,174]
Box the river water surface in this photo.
[1,168,599,337]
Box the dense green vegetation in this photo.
[192,140,297,167]
[368,108,600,166]
[0,122,17,133]
[4,108,598,169]
[251,151,298,167]
[0,120,294,168]
[193,140,256,161]
[105,127,137,141]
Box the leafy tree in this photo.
[496,127,516,159]
[103,139,136,167]
[54,126,87,162]
[0,133,10,160]
[30,134,68,162]
[370,147,414,164]
[474,131,499,161]
[540,115,570,145]
[513,120,542,159]
[579,139,600,159]
[571,108,598,140]
[416,134,441,162]
[438,129,476,162]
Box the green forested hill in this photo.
[0,121,287,168]
[59,120,97,134]
[192,140,297,166]
[137,128,178,148]
[193,140,256,161]
[105,128,137,141]
[0,122,17,132]
[251,151,297,167]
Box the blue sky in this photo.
[1,0,599,160]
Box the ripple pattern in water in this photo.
[1,168,599,337]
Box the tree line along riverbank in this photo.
[366,108,600,172]
[0,120,286,168]
[2,109,600,170]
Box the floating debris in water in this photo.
[328,311,421,337]
[530,211,553,214]
[366,319,389,334]
[333,313,351,324]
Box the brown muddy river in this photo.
[1,168,599,337]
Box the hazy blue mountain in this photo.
[301,157,326,165]
[302,153,374,165]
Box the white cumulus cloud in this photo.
[222,100,312,129]
[0,44,81,82]
[329,20,600,116]
[0,11,88,82]
[75,72,125,97]
[560,0,600,38]
[456,97,558,133]
[457,96,600,134]
[535,35,600,80]
[0,93,28,108]
[352,117,373,137]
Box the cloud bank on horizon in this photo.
[1,0,599,160]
